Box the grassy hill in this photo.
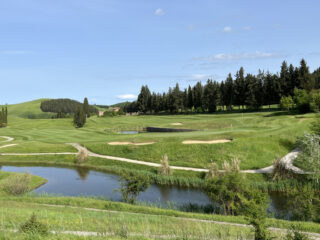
[2,99,54,119]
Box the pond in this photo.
[0,165,290,219]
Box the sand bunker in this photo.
[108,141,155,146]
[182,139,231,144]
[171,122,183,126]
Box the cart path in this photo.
[0,136,307,174]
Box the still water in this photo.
[0,165,289,218]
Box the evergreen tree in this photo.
[137,85,151,113]
[83,97,89,118]
[73,106,86,128]
[246,74,263,109]
[182,89,188,111]
[193,82,203,110]
[299,59,314,91]
[279,61,290,96]
[187,85,193,109]
[287,64,298,96]
[172,83,182,112]
[203,80,219,112]
[224,73,234,110]
[263,72,278,108]
[234,67,248,109]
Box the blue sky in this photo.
[1,0,320,105]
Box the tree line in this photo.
[0,107,8,127]
[124,59,320,114]
[40,98,97,115]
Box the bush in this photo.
[158,154,172,176]
[75,148,88,164]
[310,91,320,112]
[294,88,310,113]
[206,162,220,179]
[272,156,295,181]
[296,133,320,182]
[20,213,49,236]
[280,96,294,111]
[285,226,310,240]
[2,173,32,195]
[119,172,150,204]
[310,114,320,135]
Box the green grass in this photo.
[2,196,319,236]
[0,171,47,196]
[0,99,314,169]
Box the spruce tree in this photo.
[193,82,203,110]
[137,85,151,113]
[187,85,193,110]
[234,67,248,109]
[299,59,314,91]
[83,97,89,118]
[73,106,86,128]
[224,73,234,110]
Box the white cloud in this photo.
[244,26,252,31]
[222,26,232,33]
[0,50,32,55]
[116,94,137,100]
[195,51,282,61]
[154,8,165,16]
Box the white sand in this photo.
[182,139,231,144]
[108,142,155,146]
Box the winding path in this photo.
[68,143,307,174]
[0,136,307,174]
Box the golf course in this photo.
[0,99,319,239]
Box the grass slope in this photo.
[0,100,314,169]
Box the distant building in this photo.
[111,107,120,112]
[98,110,105,116]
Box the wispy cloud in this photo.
[0,50,32,55]
[243,26,252,31]
[116,94,137,100]
[187,74,211,82]
[222,26,232,33]
[154,8,165,16]
[195,51,283,61]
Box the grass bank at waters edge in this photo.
[0,171,47,196]
[0,154,316,192]
[0,99,315,170]
[0,154,206,188]
[4,196,320,234]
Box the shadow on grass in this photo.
[263,110,301,117]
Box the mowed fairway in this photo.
[0,100,315,169]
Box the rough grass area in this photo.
[3,196,320,236]
[0,171,47,196]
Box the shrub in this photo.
[294,88,310,113]
[285,226,311,240]
[158,154,172,176]
[280,96,294,111]
[206,162,220,179]
[119,172,150,204]
[310,114,320,135]
[272,156,295,181]
[2,173,32,195]
[75,148,88,164]
[310,91,320,112]
[296,133,320,182]
[20,213,49,236]
[231,157,241,172]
